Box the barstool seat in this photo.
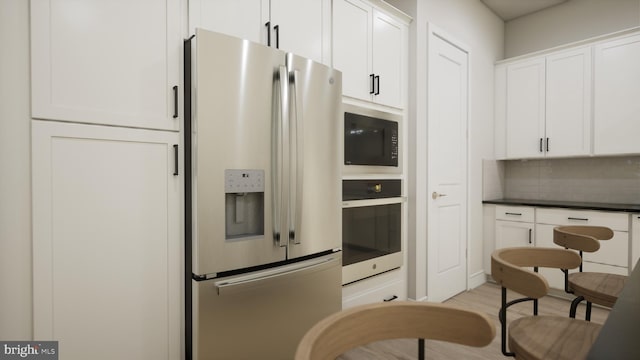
[569,272,626,308]
[553,225,626,320]
[509,315,602,360]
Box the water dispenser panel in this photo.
[224,170,265,240]
[225,169,264,193]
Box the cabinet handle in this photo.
[273,25,279,49]
[265,21,271,46]
[568,217,589,221]
[539,138,543,153]
[505,212,522,216]
[172,86,178,119]
[374,75,380,95]
[173,144,179,176]
[528,228,532,244]
[546,137,550,152]
[370,74,375,94]
[383,295,398,302]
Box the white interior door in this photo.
[427,28,469,303]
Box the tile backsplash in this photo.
[498,156,640,204]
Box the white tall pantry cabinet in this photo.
[30,0,183,359]
[32,121,181,360]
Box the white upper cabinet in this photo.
[30,0,181,131]
[189,0,330,64]
[593,33,640,155]
[505,57,546,159]
[545,47,592,157]
[270,0,330,64]
[189,0,268,44]
[333,0,406,108]
[499,46,592,159]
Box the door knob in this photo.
[432,192,447,200]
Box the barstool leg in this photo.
[570,296,585,318]
[585,301,592,321]
[418,338,425,360]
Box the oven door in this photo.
[341,197,403,284]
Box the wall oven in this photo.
[342,179,403,284]
[343,104,402,175]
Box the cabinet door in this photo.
[494,64,507,159]
[32,120,181,360]
[496,220,534,248]
[536,224,575,290]
[506,57,545,159]
[333,0,372,102]
[31,0,181,131]
[593,33,640,155]
[545,47,592,157]
[582,231,629,268]
[270,0,329,64]
[371,9,402,108]
[189,0,269,44]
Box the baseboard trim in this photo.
[468,270,486,290]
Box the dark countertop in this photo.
[587,260,640,359]
[482,198,640,213]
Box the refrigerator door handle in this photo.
[289,69,304,244]
[274,64,290,248]
[214,256,338,295]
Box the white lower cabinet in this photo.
[492,205,634,291]
[535,208,630,291]
[495,206,535,248]
[32,120,181,360]
[342,270,406,308]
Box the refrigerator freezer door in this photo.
[285,53,343,259]
[193,254,341,360]
[193,29,287,276]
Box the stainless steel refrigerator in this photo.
[184,29,342,360]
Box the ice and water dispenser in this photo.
[224,169,265,239]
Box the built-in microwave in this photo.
[342,179,403,285]
[343,104,402,174]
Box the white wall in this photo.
[388,0,504,300]
[0,0,33,340]
[505,0,640,58]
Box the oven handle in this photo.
[342,196,406,208]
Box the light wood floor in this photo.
[337,282,609,360]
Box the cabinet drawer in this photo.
[583,261,628,276]
[342,278,405,309]
[536,208,628,231]
[495,205,535,222]
[583,231,629,267]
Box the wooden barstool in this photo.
[294,301,495,360]
[553,225,627,320]
[492,247,602,360]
